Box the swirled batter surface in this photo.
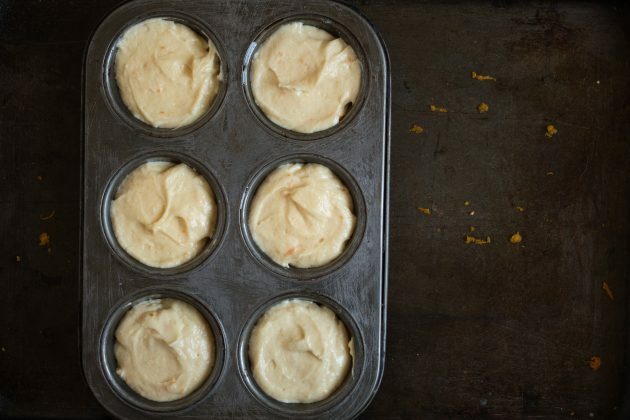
[250,22,361,133]
[115,18,221,128]
[115,298,214,402]
[111,161,217,268]
[248,299,352,403]
[248,163,356,268]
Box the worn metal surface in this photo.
[0,1,629,419]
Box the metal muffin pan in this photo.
[82,0,390,418]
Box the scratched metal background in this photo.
[0,1,629,419]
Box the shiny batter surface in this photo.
[250,22,361,133]
[115,18,221,128]
[115,298,215,402]
[111,161,217,268]
[248,299,352,403]
[248,163,356,268]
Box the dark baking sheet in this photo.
[1,1,629,419]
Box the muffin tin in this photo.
[81,0,389,418]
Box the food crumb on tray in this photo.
[429,104,448,113]
[465,234,491,245]
[409,124,424,134]
[588,356,602,371]
[477,102,489,113]
[509,232,522,244]
[471,71,496,81]
[417,207,431,215]
[516,206,525,212]
[602,281,614,300]
[545,124,558,138]
[15,256,21,262]
[38,232,50,247]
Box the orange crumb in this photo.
[516,206,525,212]
[545,124,558,138]
[465,235,491,245]
[588,356,601,371]
[417,207,431,215]
[16,256,21,262]
[471,71,496,81]
[36,175,43,181]
[409,124,424,134]
[478,102,489,113]
[429,104,448,113]
[602,282,614,301]
[469,226,475,232]
[510,232,522,244]
[38,232,50,247]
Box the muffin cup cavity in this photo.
[99,287,227,413]
[103,12,228,138]
[101,151,228,276]
[237,292,364,417]
[242,14,368,141]
[240,154,366,280]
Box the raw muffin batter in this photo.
[115,18,221,128]
[115,298,214,402]
[248,163,356,268]
[111,161,217,268]
[250,22,361,133]
[248,299,352,403]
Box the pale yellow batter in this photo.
[115,18,221,128]
[115,298,214,402]
[111,161,217,268]
[248,163,356,268]
[248,299,352,403]
[250,22,361,133]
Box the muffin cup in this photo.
[237,292,365,418]
[240,153,367,281]
[99,287,227,413]
[242,14,368,141]
[102,12,228,138]
[100,151,228,276]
